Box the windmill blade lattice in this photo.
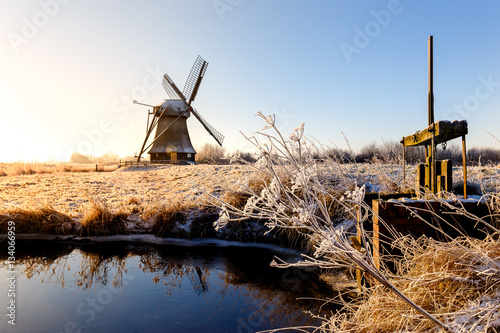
[191,108,224,146]
[183,55,208,105]
[162,73,186,101]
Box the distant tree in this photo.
[70,152,93,164]
[196,143,226,164]
[230,150,257,164]
[468,147,500,165]
[96,151,120,164]
[311,146,353,163]
[356,142,379,163]
[403,146,426,164]
[378,140,403,164]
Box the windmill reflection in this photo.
[139,251,211,296]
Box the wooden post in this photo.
[372,200,380,270]
[431,124,436,194]
[352,205,371,291]
[402,143,406,186]
[462,135,467,199]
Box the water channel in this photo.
[1,239,337,333]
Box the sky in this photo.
[1,0,500,162]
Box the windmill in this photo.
[133,56,224,163]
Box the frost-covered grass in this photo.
[210,112,500,333]
[0,164,261,239]
[2,114,500,331]
[324,236,500,332]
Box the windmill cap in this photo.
[154,99,191,118]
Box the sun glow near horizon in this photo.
[2,2,500,162]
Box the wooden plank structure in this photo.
[354,36,480,290]
[401,120,468,147]
[401,120,468,197]
[371,199,492,269]
[400,36,468,198]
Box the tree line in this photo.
[70,142,500,166]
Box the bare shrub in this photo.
[209,112,500,332]
[196,143,226,164]
[356,142,379,163]
[230,150,257,163]
[318,147,353,163]
[95,151,120,165]
[468,147,500,165]
[70,152,93,164]
[356,140,403,164]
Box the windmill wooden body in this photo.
[134,56,224,163]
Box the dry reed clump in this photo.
[0,205,75,234]
[331,236,500,333]
[143,200,198,238]
[122,196,143,214]
[219,172,272,210]
[79,196,129,236]
[127,197,142,206]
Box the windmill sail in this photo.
[191,108,224,146]
[134,55,223,163]
[162,73,186,101]
[183,55,208,105]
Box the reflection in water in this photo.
[0,240,336,332]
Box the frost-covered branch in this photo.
[208,112,454,332]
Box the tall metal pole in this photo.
[428,35,434,126]
[428,36,437,194]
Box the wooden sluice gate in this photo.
[353,197,494,290]
[370,198,492,268]
[352,36,495,289]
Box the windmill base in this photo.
[149,152,195,163]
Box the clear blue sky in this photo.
[1,0,500,162]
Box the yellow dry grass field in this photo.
[0,162,118,177]
[0,164,255,231]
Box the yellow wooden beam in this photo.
[401,120,468,147]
